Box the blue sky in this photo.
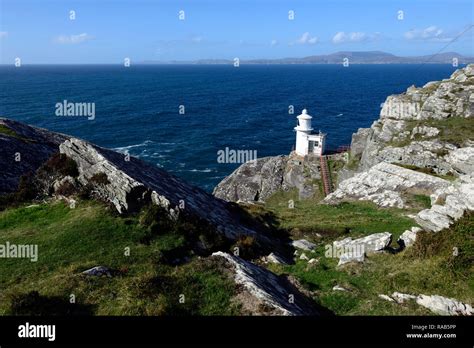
[0,0,472,63]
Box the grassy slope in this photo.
[0,189,471,316]
[0,200,240,315]
[264,188,415,242]
[255,189,474,315]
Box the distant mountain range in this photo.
[142,51,474,65]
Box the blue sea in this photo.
[0,64,460,191]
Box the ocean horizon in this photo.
[0,63,461,191]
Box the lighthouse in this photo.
[294,108,326,157]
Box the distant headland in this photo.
[141,51,474,65]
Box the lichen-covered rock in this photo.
[325,162,451,208]
[343,64,474,177]
[211,252,320,316]
[333,232,392,265]
[414,175,474,232]
[291,239,317,251]
[213,155,290,203]
[381,292,473,315]
[214,152,319,203]
[398,227,423,247]
[416,294,473,316]
[59,138,265,243]
[446,147,474,175]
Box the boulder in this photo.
[391,292,417,304]
[334,232,391,265]
[415,209,451,232]
[416,294,474,316]
[291,239,316,251]
[82,266,114,277]
[266,252,288,265]
[299,253,309,261]
[398,227,423,247]
[211,252,320,316]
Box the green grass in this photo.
[426,117,474,147]
[345,153,360,170]
[0,200,240,315]
[0,124,33,142]
[411,194,432,209]
[395,163,455,181]
[327,158,345,189]
[388,117,474,148]
[0,124,22,139]
[268,213,473,315]
[264,188,416,242]
[259,188,472,315]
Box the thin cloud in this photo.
[332,31,370,43]
[55,33,93,44]
[0,31,8,39]
[295,32,319,45]
[404,26,451,42]
[271,39,278,47]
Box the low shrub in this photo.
[90,172,110,185]
[55,181,76,196]
[42,153,79,177]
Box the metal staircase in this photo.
[319,155,332,196]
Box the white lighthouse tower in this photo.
[294,108,326,157]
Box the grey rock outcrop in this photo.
[59,138,265,242]
[211,251,321,315]
[324,162,451,208]
[0,119,272,246]
[381,292,473,316]
[446,147,474,175]
[416,294,473,316]
[213,155,290,202]
[398,227,423,247]
[213,152,346,203]
[345,64,474,176]
[333,232,392,265]
[291,239,317,251]
[414,174,474,232]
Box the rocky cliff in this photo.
[0,118,272,246]
[344,64,474,178]
[325,64,474,236]
[213,152,346,203]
